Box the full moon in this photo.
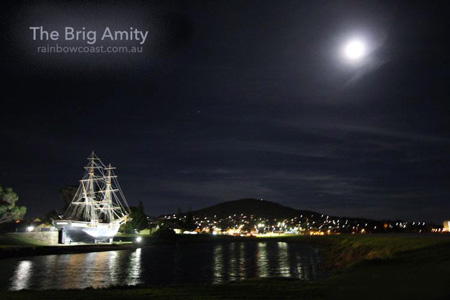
[344,40,366,60]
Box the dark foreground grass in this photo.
[1,235,450,300]
[0,234,47,247]
[324,237,450,300]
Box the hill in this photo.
[191,198,320,219]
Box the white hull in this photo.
[53,152,130,243]
[54,220,121,240]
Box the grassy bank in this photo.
[1,235,450,299]
[309,234,449,269]
[317,235,450,299]
[0,234,48,247]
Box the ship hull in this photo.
[53,220,121,242]
[53,153,130,243]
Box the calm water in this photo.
[0,241,326,290]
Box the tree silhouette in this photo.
[0,185,26,224]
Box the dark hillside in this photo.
[192,198,320,219]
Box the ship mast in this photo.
[53,152,131,241]
[63,151,130,225]
[102,163,118,222]
[87,152,97,223]
[86,152,96,200]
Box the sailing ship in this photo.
[53,152,130,242]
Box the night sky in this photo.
[1,0,449,223]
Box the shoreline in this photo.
[0,243,140,259]
[1,232,449,259]
[0,234,325,259]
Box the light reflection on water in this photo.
[212,243,224,283]
[257,242,268,277]
[108,251,119,286]
[10,260,33,291]
[278,242,289,277]
[126,248,142,286]
[3,241,325,290]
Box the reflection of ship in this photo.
[53,152,130,242]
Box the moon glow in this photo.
[344,40,366,60]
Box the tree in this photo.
[0,185,26,224]
[184,206,195,230]
[42,209,59,224]
[121,201,148,233]
[59,185,78,211]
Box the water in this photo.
[0,241,326,290]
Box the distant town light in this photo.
[27,226,34,232]
[135,236,142,243]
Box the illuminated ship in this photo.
[53,152,130,242]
